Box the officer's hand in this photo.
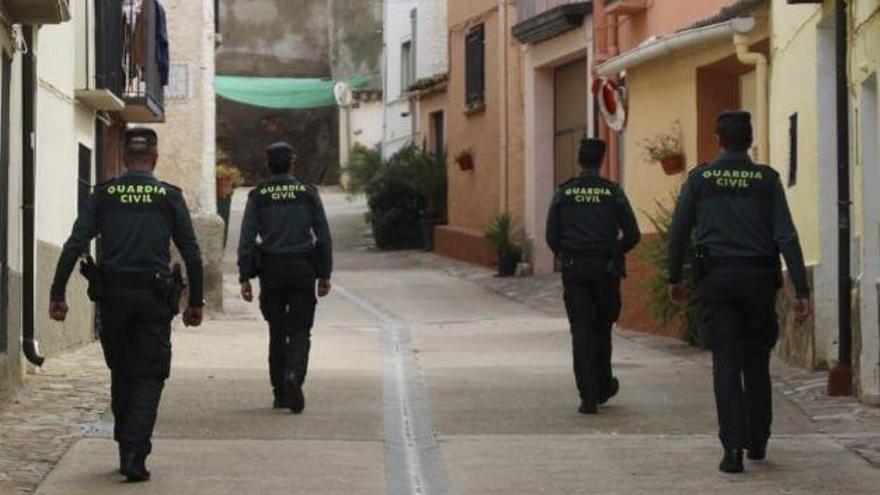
[317,278,332,298]
[241,282,254,302]
[183,306,203,327]
[49,300,69,322]
[668,283,689,305]
[793,298,812,325]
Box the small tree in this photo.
[642,193,707,347]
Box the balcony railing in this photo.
[5,0,71,24]
[120,0,165,123]
[517,0,586,23]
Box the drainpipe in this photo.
[498,0,509,214]
[21,26,44,367]
[733,29,768,163]
[828,0,853,397]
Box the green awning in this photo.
[215,75,372,109]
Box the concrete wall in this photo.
[328,0,383,84]
[851,0,880,403]
[217,0,337,183]
[154,0,225,312]
[351,99,384,149]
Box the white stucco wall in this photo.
[34,20,96,247]
[383,0,448,157]
[351,99,384,149]
[5,51,23,274]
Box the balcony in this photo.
[513,1,592,45]
[604,0,648,16]
[4,0,70,24]
[120,0,165,123]
[75,0,165,121]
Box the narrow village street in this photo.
[0,190,874,494]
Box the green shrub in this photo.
[347,144,384,195]
[366,176,425,249]
[642,193,707,347]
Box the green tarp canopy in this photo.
[215,75,371,109]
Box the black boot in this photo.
[599,377,620,406]
[747,441,767,461]
[120,452,151,482]
[273,388,290,409]
[578,401,598,415]
[719,449,745,474]
[284,371,305,414]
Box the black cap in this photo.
[578,138,607,167]
[715,111,752,134]
[124,127,158,149]
[266,142,295,165]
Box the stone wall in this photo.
[217,0,338,184]
[0,271,23,403]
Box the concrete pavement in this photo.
[29,189,880,494]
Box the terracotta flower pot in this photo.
[457,155,474,171]
[659,154,686,175]
[217,177,235,198]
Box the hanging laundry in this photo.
[155,0,170,86]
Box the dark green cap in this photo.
[266,142,295,165]
[124,127,158,149]
[715,111,752,135]
[578,138,607,167]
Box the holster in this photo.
[154,263,186,316]
[606,256,627,279]
[79,255,105,302]
[692,245,710,282]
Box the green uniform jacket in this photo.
[51,170,205,306]
[237,174,333,283]
[546,169,641,258]
[667,151,810,298]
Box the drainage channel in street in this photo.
[335,284,453,495]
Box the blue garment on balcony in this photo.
[155,0,169,86]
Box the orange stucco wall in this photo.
[424,0,526,265]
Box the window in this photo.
[465,25,485,109]
[401,41,415,91]
[78,145,93,214]
[431,111,445,159]
[788,113,798,187]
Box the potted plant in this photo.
[641,121,685,175]
[455,149,475,172]
[216,164,244,199]
[641,193,708,347]
[486,213,524,277]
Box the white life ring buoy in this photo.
[594,78,627,132]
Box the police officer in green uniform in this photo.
[238,142,333,414]
[546,138,641,414]
[49,128,204,482]
[667,111,811,474]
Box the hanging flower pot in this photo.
[659,154,686,175]
[455,149,475,172]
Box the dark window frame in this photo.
[465,24,486,110]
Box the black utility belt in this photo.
[709,257,779,270]
[260,250,314,261]
[102,269,160,289]
[563,250,612,260]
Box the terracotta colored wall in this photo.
[594,0,742,59]
[446,0,503,232]
[619,234,682,337]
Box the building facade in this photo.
[154,0,225,312]
[2,0,172,403]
